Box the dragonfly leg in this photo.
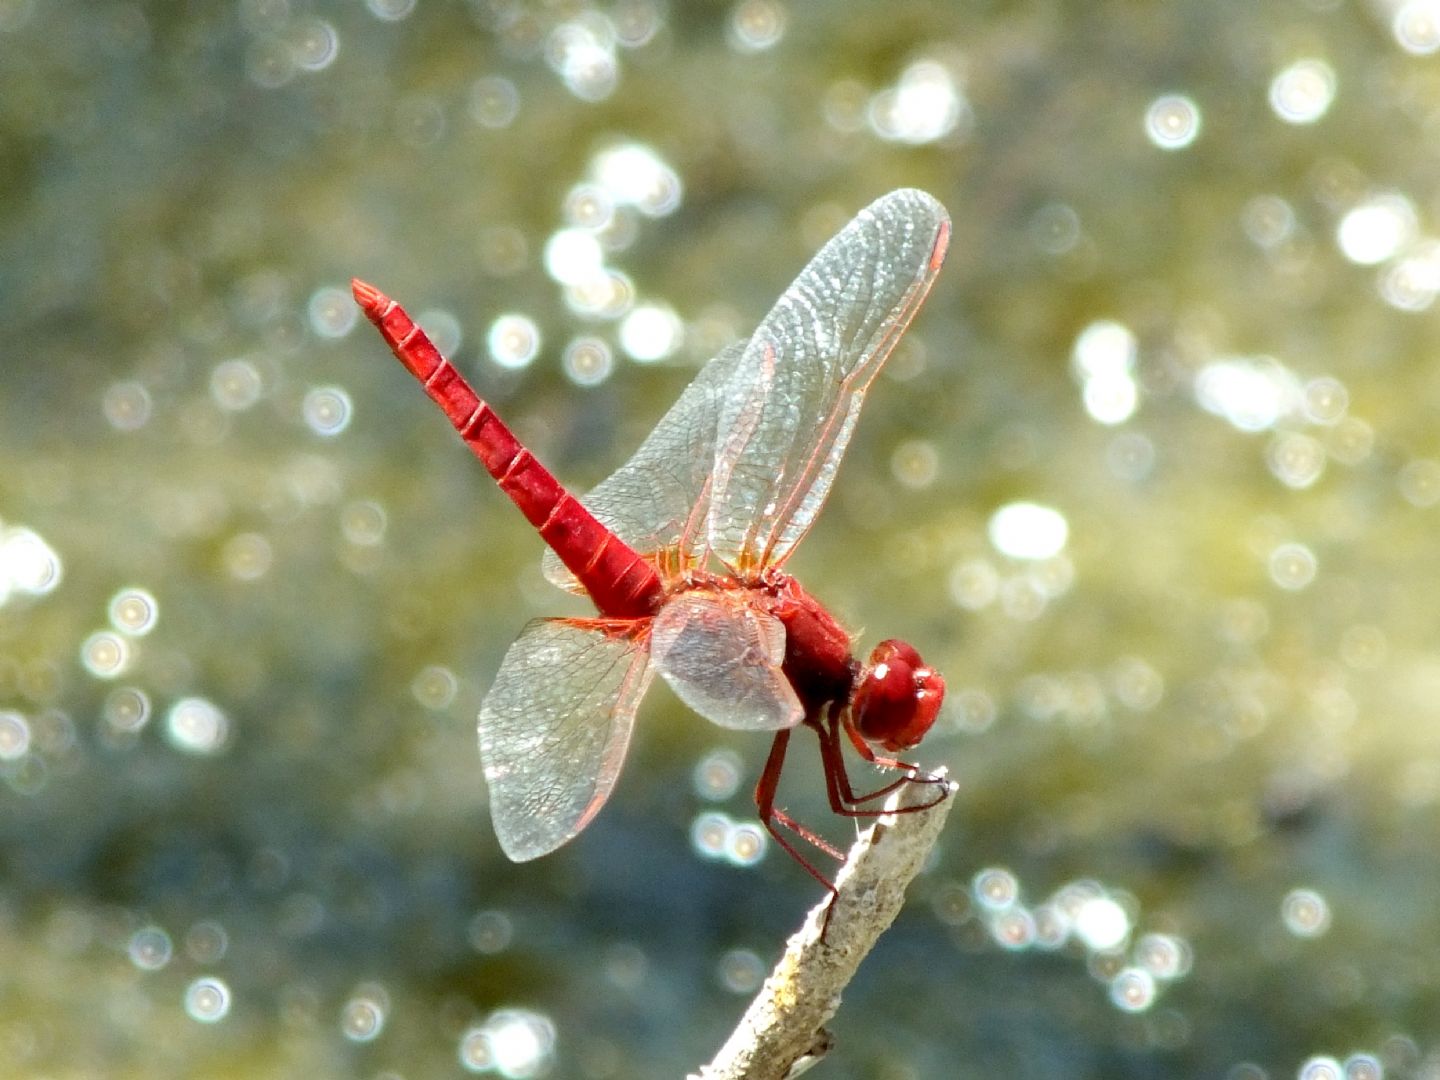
[756,730,846,863]
[822,708,909,805]
[817,704,951,816]
[754,729,849,940]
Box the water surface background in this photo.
[3,0,1440,1077]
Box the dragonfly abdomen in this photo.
[352,279,662,619]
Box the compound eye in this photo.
[852,640,946,751]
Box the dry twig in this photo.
[691,770,956,1080]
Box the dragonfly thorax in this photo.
[722,569,859,715]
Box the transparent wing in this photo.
[708,188,951,574]
[543,343,747,592]
[479,617,654,861]
[649,590,804,731]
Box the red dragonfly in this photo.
[353,188,951,895]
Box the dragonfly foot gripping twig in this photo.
[692,769,956,1080]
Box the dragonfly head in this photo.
[852,639,945,751]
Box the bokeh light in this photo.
[1269,542,1318,591]
[223,533,273,581]
[467,910,515,955]
[185,922,229,964]
[1195,357,1302,432]
[891,438,939,489]
[1282,888,1332,938]
[210,359,264,410]
[108,587,158,636]
[365,0,416,21]
[339,984,389,1043]
[1072,320,1139,425]
[1074,894,1130,951]
[547,13,620,103]
[543,228,605,286]
[103,381,153,431]
[0,531,59,612]
[728,0,786,52]
[0,710,31,761]
[692,748,744,801]
[618,304,683,362]
[128,926,173,972]
[308,286,359,338]
[717,948,765,994]
[184,978,232,1023]
[340,499,388,546]
[488,314,542,369]
[691,811,732,859]
[1267,432,1326,489]
[471,75,521,128]
[868,59,968,145]
[948,558,999,611]
[165,697,230,755]
[302,386,353,437]
[103,688,152,735]
[1144,94,1201,149]
[290,18,339,72]
[725,821,767,866]
[80,631,130,679]
[458,1008,556,1078]
[411,664,459,709]
[1109,968,1156,1013]
[1336,194,1416,266]
[561,336,614,386]
[1299,1056,1343,1080]
[591,143,683,217]
[1269,59,1336,124]
[973,867,1019,911]
[988,503,1069,560]
[1393,0,1440,54]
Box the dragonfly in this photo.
[353,188,951,898]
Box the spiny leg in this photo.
[756,730,846,866]
[819,704,910,806]
[818,705,950,815]
[754,729,850,940]
[816,709,913,812]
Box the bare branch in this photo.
[691,771,956,1080]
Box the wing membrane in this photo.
[479,617,653,861]
[708,189,950,573]
[649,591,803,731]
[543,343,746,591]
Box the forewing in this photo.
[649,590,804,731]
[708,189,950,573]
[543,343,746,592]
[479,617,654,861]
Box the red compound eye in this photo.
[852,639,946,751]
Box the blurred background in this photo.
[3,0,1440,1076]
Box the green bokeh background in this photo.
[4,0,1440,1077]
